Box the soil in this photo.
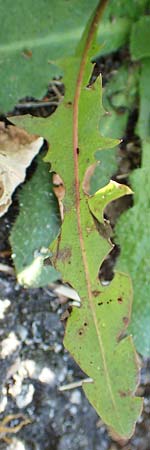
[0,48,150,450]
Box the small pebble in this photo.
[0,332,20,358]
[9,438,26,450]
[70,390,81,405]
[0,298,11,319]
[57,367,67,383]
[17,325,28,341]
[70,405,78,415]
[16,383,35,408]
[0,393,7,413]
[39,367,55,384]
[54,343,62,353]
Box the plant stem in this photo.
[73,0,108,289]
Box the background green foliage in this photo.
[90,65,138,193]
[10,155,61,287]
[116,16,150,356]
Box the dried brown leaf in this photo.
[0,122,43,216]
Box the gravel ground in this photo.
[0,272,111,450]
[0,260,150,450]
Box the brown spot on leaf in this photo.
[65,101,72,107]
[82,163,97,195]
[57,247,72,263]
[22,49,32,58]
[53,173,65,221]
[119,390,127,397]
[53,173,65,200]
[92,290,101,297]
[116,330,126,342]
[117,297,123,303]
[119,389,131,397]
[98,302,103,306]
[86,224,95,234]
[122,316,129,326]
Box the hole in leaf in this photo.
[99,245,120,286]
[96,105,142,289]
[78,328,83,336]
[9,80,65,118]
[122,316,129,326]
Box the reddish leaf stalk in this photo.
[73,0,108,295]
[72,0,123,425]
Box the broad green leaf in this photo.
[10,154,61,287]
[116,60,150,356]
[10,3,142,438]
[130,16,150,60]
[0,0,98,113]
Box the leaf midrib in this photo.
[72,0,124,431]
